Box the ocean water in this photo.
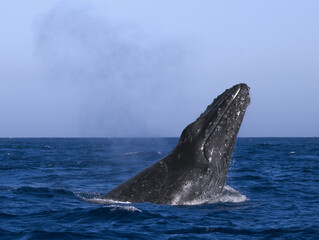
[0,138,318,240]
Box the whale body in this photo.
[103,83,250,205]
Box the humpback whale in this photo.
[103,83,250,205]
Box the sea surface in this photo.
[0,138,318,239]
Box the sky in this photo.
[1,0,319,137]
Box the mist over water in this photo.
[2,1,319,137]
[35,3,196,137]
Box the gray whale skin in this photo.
[103,83,250,205]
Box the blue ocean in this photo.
[0,138,318,239]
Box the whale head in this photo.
[174,83,250,197]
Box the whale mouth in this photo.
[202,84,250,163]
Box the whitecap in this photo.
[108,204,142,212]
[76,193,133,205]
[77,193,142,212]
[43,145,53,149]
[124,152,138,155]
[177,185,248,206]
[217,185,249,203]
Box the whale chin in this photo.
[103,83,250,205]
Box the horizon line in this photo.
[0,136,318,139]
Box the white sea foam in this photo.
[76,194,141,212]
[124,152,138,155]
[108,204,142,212]
[77,194,132,205]
[77,184,247,207]
[176,185,248,206]
[43,145,53,149]
[217,185,248,203]
[90,198,132,205]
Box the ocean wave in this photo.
[0,212,16,219]
[165,225,316,237]
[13,186,75,197]
[291,155,319,160]
[1,138,318,240]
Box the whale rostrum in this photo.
[103,83,250,205]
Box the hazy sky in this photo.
[1,0,318,137]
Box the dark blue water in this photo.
[0,138,318,239]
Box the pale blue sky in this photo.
[1,0,318,137]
